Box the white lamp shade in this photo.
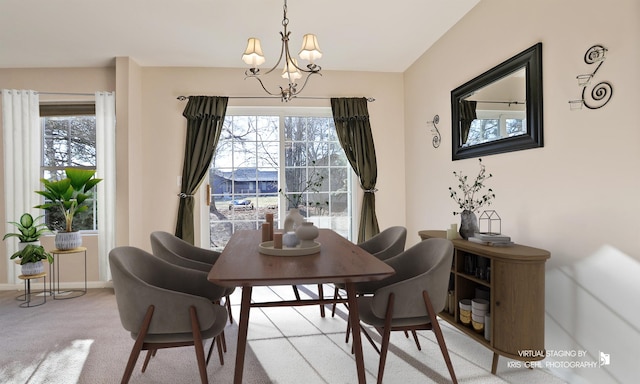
[282,57,302,80]
[298,34,322,62]
[242,38,266,66]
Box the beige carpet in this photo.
[0,286,567,384]
[0,288,269,384]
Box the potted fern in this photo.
[35,167,102,250]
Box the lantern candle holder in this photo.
[479,210,501,235]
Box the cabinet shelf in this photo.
[439,312,490,346]
[420,230,549,375]
[456,271,490,287]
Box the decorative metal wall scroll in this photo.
[569,44,613,110]
[427,115,441,148]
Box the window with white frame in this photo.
[207,108,353,251]
[40,104,98,231]
[464,110,526,146]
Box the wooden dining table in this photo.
[208,228,395,384]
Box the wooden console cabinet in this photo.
[418,230,550,374]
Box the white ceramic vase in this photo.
[284,208,304,232]
[295,221,319,248]
[18,240,40,251]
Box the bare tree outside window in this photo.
[40,106,98,232]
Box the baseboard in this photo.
[0,280,113,291]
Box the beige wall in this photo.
[0,68,114,287]
[403,0,639,382]
[0,65,406,286]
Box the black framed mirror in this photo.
[451,43,543,160]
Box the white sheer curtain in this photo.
[2,89,40,284]
[95,92,116,281]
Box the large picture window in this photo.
[208,109,353,251]
[40,104,98,231]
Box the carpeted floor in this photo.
[0,286,567,384]
[0,288,269,384]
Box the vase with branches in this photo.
[279,161,326,232]
[449,158,495,239]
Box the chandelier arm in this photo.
[244,75,283,97]
[292,72,322,96]
[255,31,289,77]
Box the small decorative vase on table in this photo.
[295,221,319,248]
[284,208,304,232]
[282,232,300,248]
[459,210,479,240]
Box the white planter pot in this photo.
[55,231,82,250]
[21,261,44,275]
[18,241,41,251]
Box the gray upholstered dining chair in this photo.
[355,238,457,384]
[150,231,235,324]
[109,246,228,384]
[331,226,407,317]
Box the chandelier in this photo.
[242,0,322,102]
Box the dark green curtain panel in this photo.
[459,100,477,145]
[330,97,379,243]
[176,96,228,244]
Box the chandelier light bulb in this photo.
[282,58,302,80]
[299,34,322,63]
[242,38,266,66]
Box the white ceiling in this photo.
[0,0,479,72]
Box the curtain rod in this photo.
[177,95,375,102]
[467,100,525,105]
[37,91,97,97]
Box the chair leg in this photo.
[411,330,421,351]
[221,329,227,352]
[423,291,457,384]
[331,286,339,317]
[205,334,224,366]
[345,314,351,343]
[121,305,155,384]
[206,339,214,365]
[225,294,233,324]
[318,284,325,317]
[360,325,381,354]
[141,350,154,372]
[216,334,224,365]
[190,306,209,384]
[376,293,395,384]
[292,285,301,300]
